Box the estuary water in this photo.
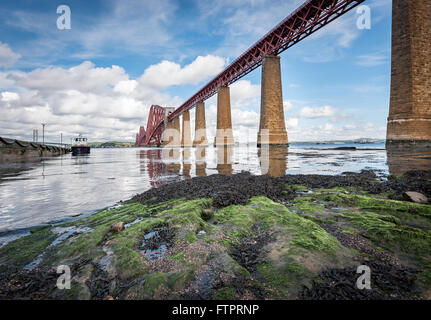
[1,143,430,246]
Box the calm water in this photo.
[1,143,430,246]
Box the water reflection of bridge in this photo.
[386,145,431,175]
[138,145,291,183]
[138,144,431,182]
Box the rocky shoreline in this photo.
[0,170,430,300]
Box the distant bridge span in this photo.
[141,0,366,145]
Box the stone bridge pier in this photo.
[258,55,288,147]
[387,0,431,147]
[181,110,192,147]
[162,107,181,147]
[193,101,208,147]
[214,86,235,147]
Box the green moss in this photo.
[285,261,312,277]
[141,273,169,298]
[185,232,198,243]
[170,252,186,263]
[215,197,340,254]
[161,198,212,226]
[289,219,340,254]
[320,193,431,219]
[290,199,324,214]
[111,237,147,279]
[303,215,335,225]
[343,210,431,255]
[0,226,56,268]
[288,184,309,191]
[75,202,148,228]
[316,186,363,194]
[257,263,285,288]
[214,205,254,228]
[167,270,194,292]
[213,288,235,300]
[257,261,311,298]
[46,224,108,264]
[341,229,356,235]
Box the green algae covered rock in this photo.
[1,185,430,300]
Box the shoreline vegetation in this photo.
[0,170,430,300]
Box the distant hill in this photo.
[88,141,134,148]
[289,138,385,145]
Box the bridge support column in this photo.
[387,0,431,147]
[257,55,288,147]
[192,102,208,147]
[214,86,234,147]
[162,107,181,147]
[181,110,192,147]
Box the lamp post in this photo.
[41,123,46,145]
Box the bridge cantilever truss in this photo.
[135,126,146,146]
[143,0,366,145]
[135,105,165,146]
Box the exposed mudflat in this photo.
[0,170,430,300]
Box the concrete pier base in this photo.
[214,86,235,147]
[193,102,208,147]
[163,117,181,147]
[257,55,288,147]
[387,0,431,145]
[181,110,192,147]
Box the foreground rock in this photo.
[0,171,430,300]
[110,222,125,233]
[404,191,429,204]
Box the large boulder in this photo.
[404,191,428,204]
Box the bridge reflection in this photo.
[195,147,207,177]
[386,145,431,175]
[258,145,288,177]
[137,149,165,187]
[138,144,290,182]
[216,146,233,175]
[137,147,209,185]
[182,149,191,178]
[162,148,181,174]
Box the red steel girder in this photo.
[144,105,165,146]
[148,0,366,142]
[135,126,146,147]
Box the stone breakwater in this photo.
[0,170,430,300]
[0,137,70,163]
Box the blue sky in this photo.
[0,0,392,142]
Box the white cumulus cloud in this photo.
[298,105,337,119]
[0,42,21,68]
[139,55,226,90]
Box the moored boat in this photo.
[71,134,90,155]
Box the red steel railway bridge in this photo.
[135,0,431,148]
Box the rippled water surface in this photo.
[1,143,430,245]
